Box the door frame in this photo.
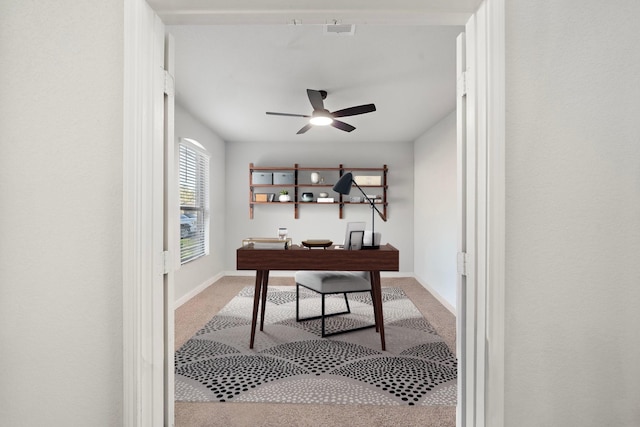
[485,1,506,425]
[123,1,169,425]
[456,2,506,425]
[122,1,506,426]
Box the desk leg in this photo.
[370,271,386,351]
[249,270,264,349]
[260,270,269,331]
[370,271,380,333]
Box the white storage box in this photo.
[273,172,295,185]
[354,175,381,186]
[252,172,273,185]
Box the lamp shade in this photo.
[332,172,353,195]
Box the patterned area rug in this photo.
[175,286,457,406]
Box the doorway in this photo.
[123,1,506,426]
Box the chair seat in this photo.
[294,271,370,294]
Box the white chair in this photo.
[295,271,376,337]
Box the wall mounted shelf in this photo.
[249,163,388,219]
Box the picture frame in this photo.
[344,221,366,250]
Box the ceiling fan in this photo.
[266,89,376,134]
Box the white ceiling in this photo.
[150,1,479,144]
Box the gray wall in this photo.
[505,1,640,426]
[174,104,227,304]
[0,1,123,425]
[224,141,415,273]
[413,111,457,311]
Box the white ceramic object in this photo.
[278,227,288,240]
[310,172,320,184]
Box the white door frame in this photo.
[456,30,469,427]
[123,1,170,425]
[122,1,506,426]
[456,1,506,426]
[485,1,506,425]
[163,32,177,426]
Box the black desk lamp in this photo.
[333,172,387,249]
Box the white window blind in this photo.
[179,140,210,264]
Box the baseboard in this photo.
[412,274,456,315]
[174,272,225,309]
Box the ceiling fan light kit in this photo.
[309,110,333,126]
[266,89,376,134]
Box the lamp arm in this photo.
[352,180,387,222]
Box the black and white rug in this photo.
[175,286,457,406]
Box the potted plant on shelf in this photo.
[278,189,290,202]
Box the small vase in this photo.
[310,172,320,184]
[279,194,290,202]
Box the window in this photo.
[179,138,210,264]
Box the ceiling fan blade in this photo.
[306,89,325,110]
[296,124,313,134]
[266,112,310,118]
[331,120,356,132]
[331,103,376,118]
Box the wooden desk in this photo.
[237,244,399,350]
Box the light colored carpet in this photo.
[175,276,456,427]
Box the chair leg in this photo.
[296,285,375,338]
[343,293,351,314]
[296,283,300,321]
[321,294,326,337]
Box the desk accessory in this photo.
[301,239,333,249]
[242,237,291,249]
[277,227,288,240]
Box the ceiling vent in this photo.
[324,23,355,36]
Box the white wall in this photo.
[225,141,415,273]
[0,1,123,425]
[413,111,457,311]
[505,1,640,426]
[174,104,227,304]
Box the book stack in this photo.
[365,194,383,203]
[242,237,291,249]
[316,197,334,203]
